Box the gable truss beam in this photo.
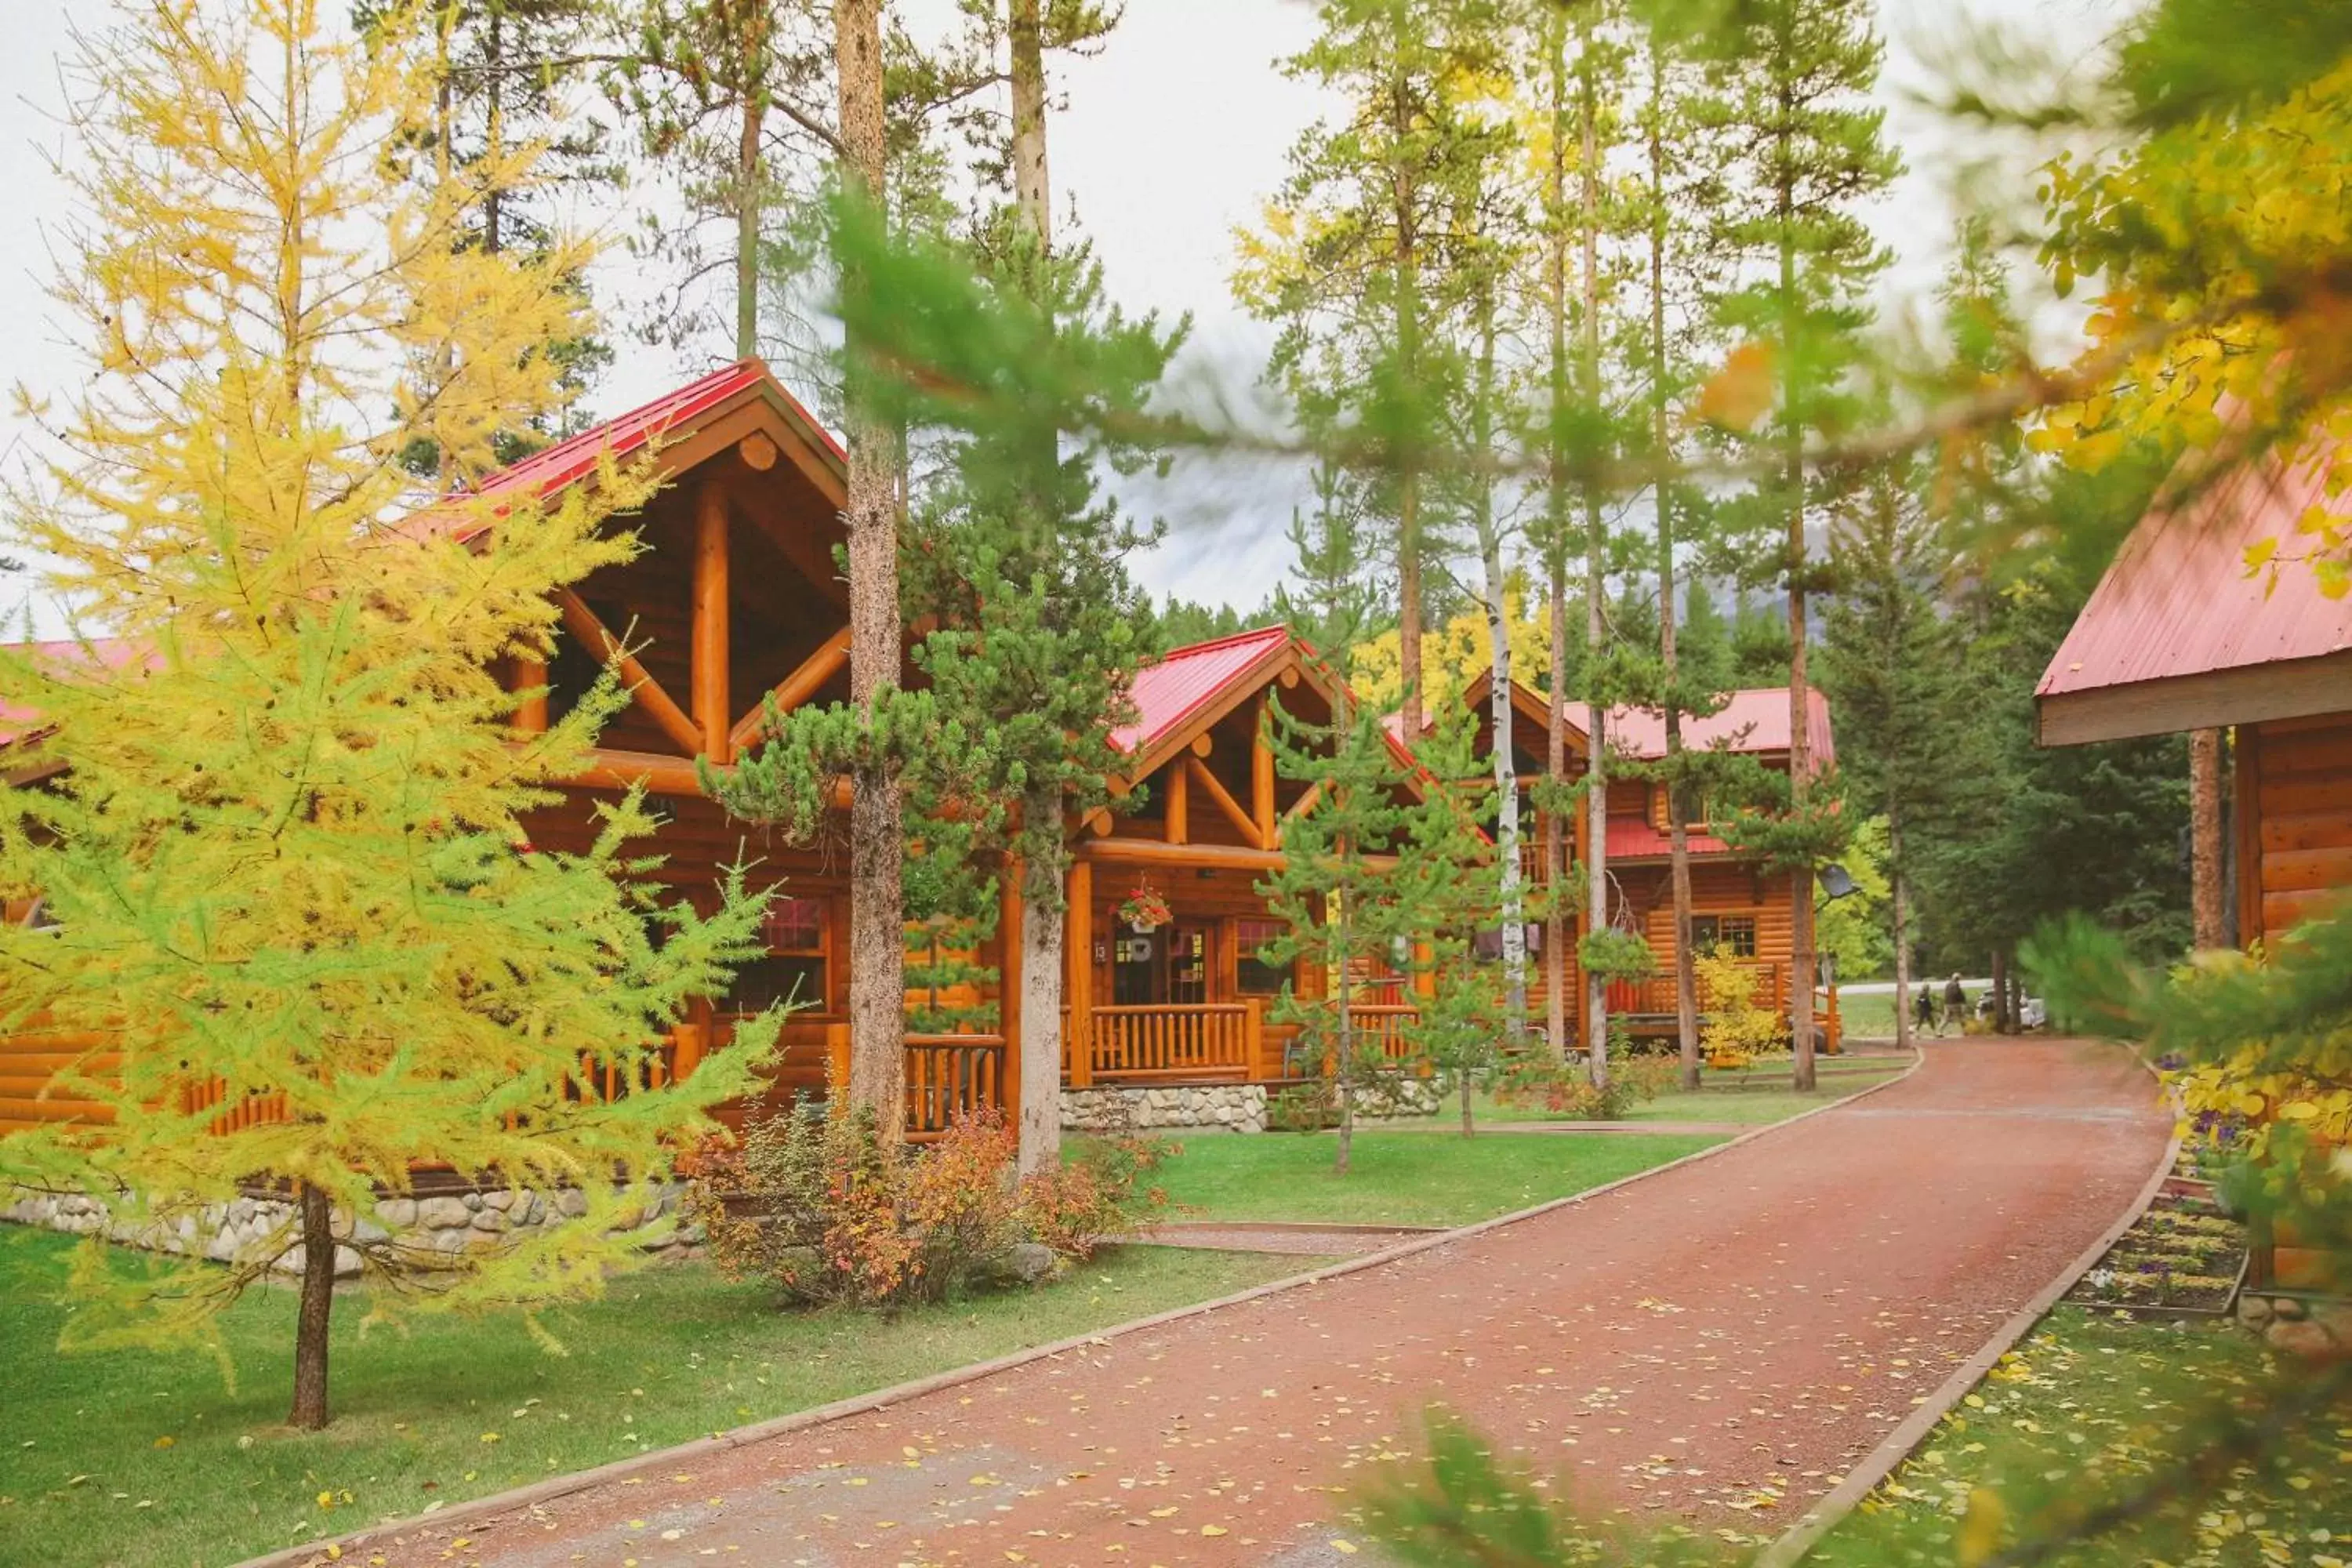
[1184,756,1265,851]
[730,626,853,751]
[555,590,704,757]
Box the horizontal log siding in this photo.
[2242,711,2352,946]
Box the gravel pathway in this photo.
[329,1040,2166,1568]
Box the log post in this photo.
[693,481,731,764]
[677,996,712,1080]
[510,652,549,735]
[1065,859,1093,1088]
[1251,699,1277,848]
[1244,996,1265,1080]
[1165,757,1189,844]
[826,1022,852,1089]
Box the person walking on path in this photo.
[1914,985,1936,1037]
[1943,973,1967,1036]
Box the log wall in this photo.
[2237,710,2352,946]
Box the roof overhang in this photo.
[2036,648,2352,746]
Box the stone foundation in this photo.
[2,1181,693,1279]
[1061,1083,1269,1134]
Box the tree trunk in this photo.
[836,0,906,1134]
[1889,810,1911,1051]
[1018,855,1063,1178]
[1990,949,2009,1033]
[736,91,760,360]
[1777,85,1816,1094]
[1473,296,1523,1054]
[1648,59,1700,1094]
[484,9,505,256]
[288,1181,336,1431]
[2190,727,2225,950]
[1009,0,1050,240]
[1334,909,1355,1175]
[1578,37,1608,1091]
[1541,12,1571,1065]
[1545,560,1569,1062]
[1392,76,1424,744]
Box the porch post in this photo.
[1065,859,1093,1087]
[692,480,731,764]
[1164,759,1189,844]
[1250,698,1276,848]
[509,652,549,734]
[677,996,711,1080]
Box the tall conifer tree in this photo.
[1235,0,1501,743]
[1698,0,1898,1088]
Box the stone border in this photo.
[235,1047,1926,1568]
[1754,1042,2180,1568]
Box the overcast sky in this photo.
[0,0,2128,633]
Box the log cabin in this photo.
[1452,672,1842,1053]
[2036,437,2352,1291]
[1063,626,1428,1095]
[0,361,1018,1142]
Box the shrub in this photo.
[1499,1051,1679,1120]
[685,1097,1022,1310]
[1272,1080,1342,1132]
[1693,951,1783,1068]
[1018,1134,1176,1260]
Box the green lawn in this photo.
[1141,1129,1721,1227]
[0,1229,1300,1568]
[1813,1307,2343,1568]
[1400,1056,1910,1129]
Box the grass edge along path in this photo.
[1759,1056,2175,1568]
[231,1050,1927,1568]
[1137,1127,1727,1227]
[1806,1307,2344,1568]
[0,1237,1301,1568]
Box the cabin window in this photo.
[1671,783,1713,829]
[1235,918,1290,996]
[725,895,830,1014]
[1690,915,1756,958]
[1472,924,1543,961]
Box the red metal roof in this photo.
[2038,442,2352,701]
[1571,686,1835,769]
[0,637,156,746]
[1112,626,1292,755]
[406,360,841,543]
[1605,817,1737,862]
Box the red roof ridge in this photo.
[1149,624,1291,662]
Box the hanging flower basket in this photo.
[1119,882,1172,933]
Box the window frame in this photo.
[1233,917,1291,997]
[724,893,833,1016]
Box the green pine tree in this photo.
[1695,0,1900,1087]
[1255,691,1421,1175]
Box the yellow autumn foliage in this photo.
[1349,583,1555,717]
[2035,59,2352,596]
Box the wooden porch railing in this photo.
[1338,1003,1421,1069]
[1606,961,1791,1020]
[821,1024,1007,1142]
[1599,964,1844,1053]
[1081,1002,1261,1083]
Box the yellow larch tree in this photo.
[0,0,777,1430]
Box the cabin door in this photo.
[1165,922,1212,1005]
[1108,921,1214,1006]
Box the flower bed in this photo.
[2066,1190,2248,1317]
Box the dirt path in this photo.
[366,1040,2167,1568]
